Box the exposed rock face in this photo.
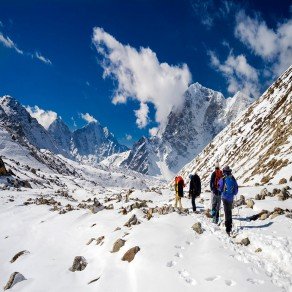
[0,156,8,175]
[121,246,140,262]
[4,272,26,290]
[179,66,292,187]
[10,250,30,263]
[122,83,252,178]
[69,256,87,272]
[112,239,126,253]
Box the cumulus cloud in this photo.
[209,51,259,98]
[125,134,132,141]
[134,103,149,129]
[0,33,23,54]
[26,105,57,129]
[92,27,191,131]
[235,10,292,76]
[35,52,52,65]
[81,112,97,124]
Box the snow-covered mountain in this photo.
[121,83,253,179]
[48,117,72,155]
[0,96,128,164]
[72,121,128,164]
[179,65,292,187]
[0,96,61,154]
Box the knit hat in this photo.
[223,166,232,173]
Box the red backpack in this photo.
[214,169,223,190]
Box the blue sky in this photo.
[0,0,291,146]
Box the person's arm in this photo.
[198,177,201,195]
[210,173,215,192]
[234,177,239,196]
[218,178,223,193]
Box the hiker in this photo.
[210,162,223,223]
[218,166,238,236]
[174,176,185,210]
[188,173,201,212]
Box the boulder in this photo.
[10,250,30,263]
[255,248,262,253]
[124,214,139,227]
[279,178,287,184]
[4,272,26,290]
[69,256,87,272]
[121,246,140,262]
[246,199,255,209]
[277,191,289,201]
[270,212,280,219]
[240,238,250,246]
[96,236,105,245]
[112,239,126,253]
[260,213,268,220]
[192,222,203,234]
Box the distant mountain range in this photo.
[0,81,256,179]
[0,96,128,165]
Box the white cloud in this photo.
[134,102,149,129]
[81,112,97,124]
[0,32,52,65]
[125,134,132,141]
[26,105,57,130]
[0,33,23,54]
[209,51,259,98]
[35,52,52,65]
[92,27,191,130]
[235,10,292,76]
[149,127,159,137]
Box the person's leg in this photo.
[178,197,182,210]
[192,195,196,211]
[174,194,178,208]
[216,195,221,222]
[223,199,232,234]
[211,193,216,217]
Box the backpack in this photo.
[175,176,184,197]
[222,176,237,201]
[214,169,222,190]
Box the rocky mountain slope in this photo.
[121,83,253,179]
[179,66,292,187]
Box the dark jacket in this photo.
[189,174,201,197]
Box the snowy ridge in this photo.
[179,66,292,187]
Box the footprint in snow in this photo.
[225,279,236,286]
[205,275,221,282]
[166,260,177,267]
[175,252,183,258]
[185,241,193,245]
[174,245,185,250]
[178,270,197,285]
[247,278,264,285]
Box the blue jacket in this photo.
[218,175,238,202]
